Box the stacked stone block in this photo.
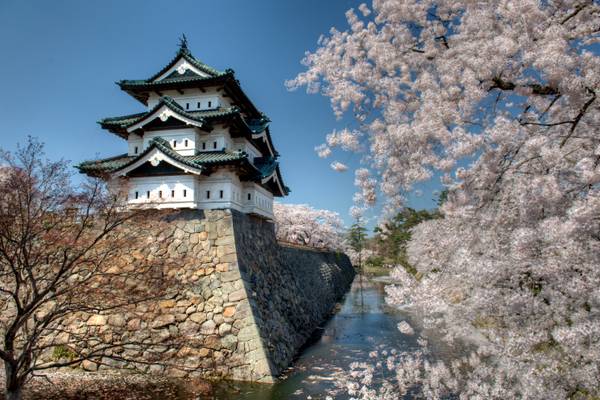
[43,209,354,382]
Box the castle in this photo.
[78,36,288,220]
[68,38,354,382]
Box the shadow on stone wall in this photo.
[231,211,355,380]
[34,209,354,384]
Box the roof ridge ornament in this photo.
[178,34,190,55]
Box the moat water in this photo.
[207,276,421,400]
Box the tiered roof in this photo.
[78,137,245,175]
[99,96,276,157]
[78,137,288,196]
[79,37,289,197]
[117,37,261,117]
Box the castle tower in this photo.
[78,36,289,219]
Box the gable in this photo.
[153,57,211,82]
[111,147,204,178]
[126,104,204,133]
[125,160,187,177]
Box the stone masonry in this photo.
[45,209,354,382]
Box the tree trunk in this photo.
[5,387,22,400]
[4,361,23,400]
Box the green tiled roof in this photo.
[152,44,226,80]
[118,42,228,89]
[77,137,247,175]
[118,73,230,90]
[115,39,235,106]
[253,156,278,179]
[113,38,262,117]
[76,153,133,173]
[252,156,290,196]
[99,96,219,133]
[99,97,268,137]
[78,138,289,196]
[99,112,148,129]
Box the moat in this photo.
[208,276,418,399]
[0,275,439,400]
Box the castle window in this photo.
[159,190,163,198]
[183,189,187,197]
[247,193,252,201]
[208,101,212,108]
[186,103,190,110]
[206,190,210,199]
[135,191,139,199]
[147,191,150,199]
[202,142,206,150]
[185,139,189,147]
[134,146,138,154]
[219,190,223,199]
[213,141,217,149]
[173,140,177,148]
[197,101,201,108]
[171,190,175,198]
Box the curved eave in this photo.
[249,157,288,197]
[77,153,133,177]
[118,74,231,105]
[222,77,261,118]
[78,138,203,178]
[78,137,250,180]
[118,74,262,119]
[126,104,204,133]
[99,97,207,137]
[225,112,274,157]
[261,164,289,197]
[111,147,204,178]
[250,126,277,158]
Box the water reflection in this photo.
[208,277,417,400]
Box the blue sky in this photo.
[0,0,438,229]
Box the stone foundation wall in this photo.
[45,209,354,382]
[232,212,355,378]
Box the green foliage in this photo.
[52,345,76,361]
[397,255,420,279]
[365,255,384,268]
[362,263,391,277]
[373,207,439,262]
[436,189,449,207]
[335,251,342,262]
[348,220,368,252]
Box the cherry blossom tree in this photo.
[289,0,600,398]
[273,203,347,251]
[0,138,175,400]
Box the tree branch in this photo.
[560,88,596,147]
[488,77,559,96]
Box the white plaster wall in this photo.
[128,133,144,156]
[122,170,274,218]
[242,182,274,219]
[195,169,245,212]
[130,127,237,156]
[127,175,197,208]
[175,95,220,112]
[143,128,199,156]
[147,88,231,110]
[197,127,232,152]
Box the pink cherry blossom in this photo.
[290,0,600,398]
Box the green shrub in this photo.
[52,345,76,361]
